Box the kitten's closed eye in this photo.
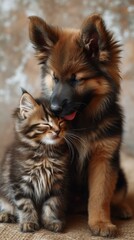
[35,123,50,134]
[25,123,50,137]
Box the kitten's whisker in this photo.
[64,137,74,161]
[66,133,86,145]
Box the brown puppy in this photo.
[29,14,132,237]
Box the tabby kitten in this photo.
[0,91,69,233]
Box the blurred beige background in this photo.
[0,1,134,239]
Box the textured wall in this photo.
[0,0,134,158]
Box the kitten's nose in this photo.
[51,104,62,115]
[54,129,60,136]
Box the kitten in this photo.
[0,91,69,233]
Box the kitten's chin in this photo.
[41,137,63,145]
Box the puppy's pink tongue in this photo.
[64,112,77,120]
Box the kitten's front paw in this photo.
[44,219,65,232]
[20,222,40,232]
[0,212,16,223]
[89,221,117,238]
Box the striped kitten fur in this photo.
[0,91,70,233]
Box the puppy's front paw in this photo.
[89,221,117,238]
[20,222,40,232]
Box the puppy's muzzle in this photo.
[50,82,74,116]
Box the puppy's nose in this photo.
[51,104,62,115]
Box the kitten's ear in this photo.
[81,14,110,62]
[20,92,38,118]
[29,16,59,63]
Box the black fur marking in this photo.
[110,148,120,170]
[115,169,127,192]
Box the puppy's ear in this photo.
[81,14,110,62]
[20,92,38,119]
[29,16,59,63]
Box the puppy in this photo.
[29,14,132,237]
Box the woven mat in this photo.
[0,153,134,240]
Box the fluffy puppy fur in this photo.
[28,14,132,237]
